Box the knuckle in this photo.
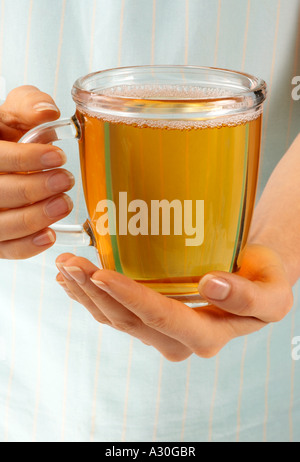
[20,208,37,234]
[145,312,169,330]
[12,149,26,172]
[112,317,142,334]
[17,179,34,204]
[143,298,176,330]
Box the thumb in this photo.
[0,85,60,131]
[198,270,293,324]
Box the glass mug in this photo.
[20,66,267,307]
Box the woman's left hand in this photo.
[55,244,293,362]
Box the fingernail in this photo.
[45,195,73,218]
[47,171,75,193]
[32,229,55,247]
[33,102,59,113]
[56,263,74,281]
[198,275,231,301]
[41,150,67,168]
[63,266,86,285]
[90,278,111,293]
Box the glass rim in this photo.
[71,65,267,122]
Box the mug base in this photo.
[140,281,211,307]
[165,293,210,308]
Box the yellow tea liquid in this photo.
[77,92,262,299]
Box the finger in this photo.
[0,193,73,242]
[0,141,66,172]
[55,254,112,325]
[87,269,243,358]
[0,86,60,132]
[0,169,75,208]
[0,228,56,259]
[198,247,294,323]
[57,255,192,361]
[198,272,293,323]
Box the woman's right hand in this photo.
[0,85,74,259]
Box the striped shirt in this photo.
[0,0,300,442]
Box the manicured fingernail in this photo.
[45,195,73,218]
[63,266,86,285]
[41,150,67,168]
[90,278,111,293]
[33,102,59,113]
[33,229,55,247]
[47,171,75,193]
[198,275,231,301]
[56,263,74,281]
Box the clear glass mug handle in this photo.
[19,116,92,247]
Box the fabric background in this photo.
[0,0,299,442]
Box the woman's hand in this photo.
[0,86,74,259]
[55,244,293,361]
